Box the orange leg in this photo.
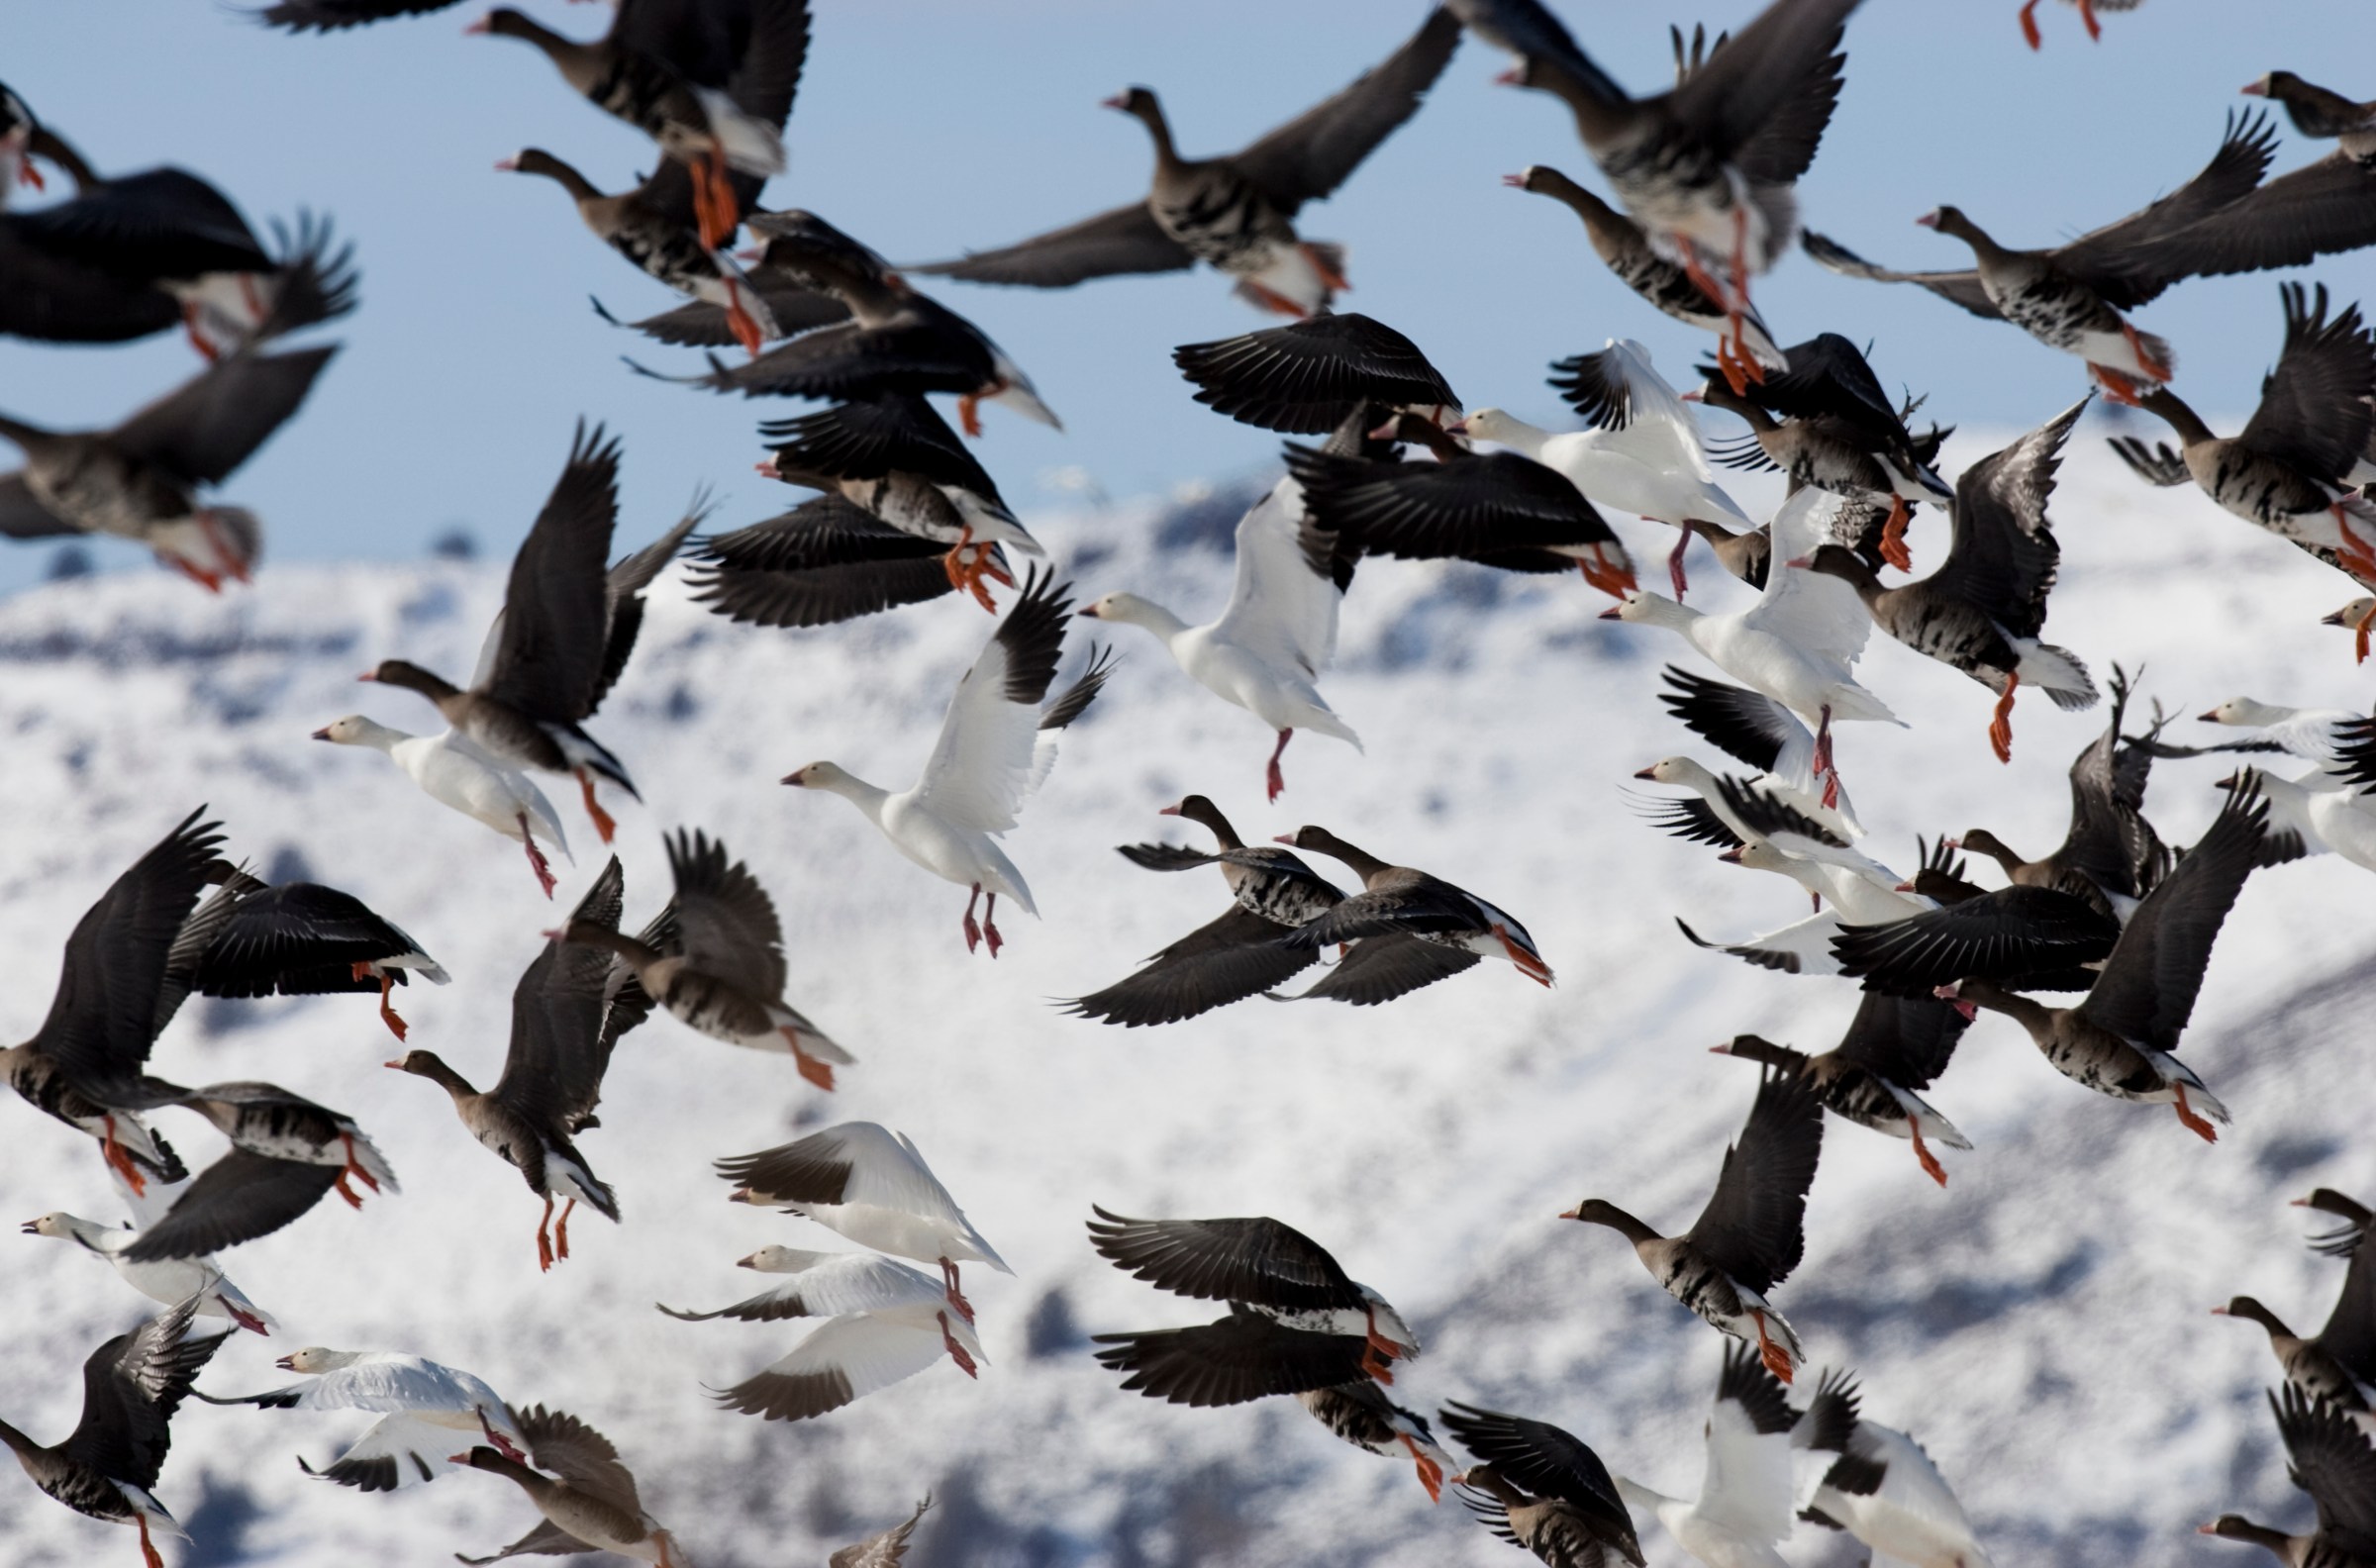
[941,528,1001,613]
[519,815,557,899]
[1988,673,2019,764]
[15,154,43,192]
[694,149,738,249]
[1750,1309,1795,1384]
[1879,496,1914,572]
[1813,703,1840,811]
[2329,506,2376,580]
[554,1198,576,1260]
[1400,1434,1444,1503]
[1266,729,1293,803]
[137,1512,164,1568]
[536,1194,555,1273]
[1241,280,1310,319]
[1724,205,1758,376]
[939,1311,980,1377]
[1666,529,1692,600]
[2018,0,2043,47]
[723,279,765,356]
[343,1131,381,1195]
[940,1257,977,1323]
[2353,599,2376,665]
[1490,922,1554,987]
[961,884,984,954]
[163,552,224,594]
[957,394,982,438]
[2090,364,2144,407]
[225,1298,269,1335]
[1301,241,1349,293]
[2173,1084,2218,1143]
[1909,1118,1947,1188]
[197,509,251,584]
[982,892,1004,958]
[2078,0,2102,39]
[781,1026,837,1092]
[2121,321,2171,382]
[1714,334,1751,398]
[1681,242,1729,313]
[334,1171,364,1210]
[1358,1340,1397,1386]
[575,769,618,845]
[375,972,406,1041]
[99,1116,148,1197]
[180,300,222,362]
[1577,549,1635,600]
[479,1411,529,1464]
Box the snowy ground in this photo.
[1,435,2371,1567]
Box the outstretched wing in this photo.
[911,568,1073,832]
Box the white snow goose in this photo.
[1800,113,2287,404]
[1657,665,1862,833]
[156,861,448,1041]
[1438,1401,1647,1566]
[1603,487,1900,810]
[1273,826,1553,988]
[653,211,1059,434]
[1080,480,1353,801]
[1172,311,1461,435]
[469,0,808,248]
[1484,0,1858,378]
[2200,1385,2376,1566]
[1523,339,1757,596]
[1066,795,1344,1027]
[389,858,656,1271]
[24,1208,270,1336]
[1938,777,2270,1141]
[0,1297,226,1568]
[0,343,334,588]
[194,1346,530,1490]
[1631,757,1873,893]
[497,147,779,355]
[549,828,849,1088]
[2,808,223,1194]
[1799,397,2098,762]
[1792,1367,1997,1568]
[1513,167,1787,394]
[2221,764,2376,874]
[1612,1342,1800,1567]
[451,1405,686,1568]
[1830,847,2122,998]
[1562,1068,1825,1381]
[128,1082,399,1261]
[1286,412,1638,597]
[756,392,1043,612]
[2196,695,2372,765]
[716,1121,1012,1323]
[1713,991,1974,1187]
[359,422,696,845]
[784,568,1111,953]
[910,11,1459,317]
[2110,284,2376,611]
[661,1246,985,1421]
[1669,836,1959,980]
[310,718,572,897]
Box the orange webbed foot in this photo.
[576,772,618,845]
[1988,674,2019,764]
[1879,498,1914,572]
[2018,0,2043,48]
[1401,1436,1444,1504]
[1910,1119,1948,1188]
[2174,1085,2219,1143]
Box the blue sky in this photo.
[4,0,2370,593]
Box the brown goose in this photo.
[0,122,354,356]
[2,809,223,1196]
[1065,796,1342,1028]
[911,10,1459,317]
[452,1405,685,1567]
[0,1298,226,1568]
[1483,0,1857,374]
[2111,284,2376,591]
[2149,72,2376,294]
[1510,163,1785,392]
[1937,777,2269,1142]
[1439,1402,1647,1568]
[2219,1186,2376,1414]
[470,0,811,247]
[497,147,777,354]
[0,343,334,589]
[386,858,655,1271]
[2214,1298,2369,1416]
[1803,113,2284,403]
[127,1082,399,1261]
[361,423,696,844]
[2200,1385,2376,1567]
[1950,665,2174,920]
[686,494,1016,629]
[1274,826,1554,987]
[1560,1066,1826,1381]
[1297,1382,1458,1502]
[755,393,1042,611]
[154,862,447,1042]
[1799,398,2097,762]
[1713,991,1972,1186]
[833,1497,932,1568]
[649,213,1058,435]
[1172,312,1460,436]
[548,827,850,1090]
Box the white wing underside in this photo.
[1697,1400,1795,1544]
[1594,340,1739,499]
[910,625,1046,834]
[1739,489,1873,668]
[744,1253,948,1317]
[757,1313,962,1405]
[1209,478,1339,681]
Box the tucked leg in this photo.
[99,1115,148,1197]
[2353,598,2376,665]
[575,769,618,844]
[1750,1309,1795,1383]
[519,815,557,899]
[2018,0,2044,48]
[2077,0,2102,38]
[956,394,982,438]
[723,277,765,356]
[2172,1084,2218,1143]
[940,1256,976,1323]
[1666,527,1692,600]
[138,1512,164,1568]
[1878,496,1914,572]
[1266,729,1294,804]
[1490,922,1553,987]
[1240,280,1311,319]
[781,1026,837,1092]
[1909,1117,1948,1188]
[939,1311,980,1377]
[1400,1434,1445,1503]
[197,509,251,584]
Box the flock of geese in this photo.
[7,0,2376,1563]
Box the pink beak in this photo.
[1158,804,1182,817]
[2239,79,2267,96]
[1444,419,1469,437]
[1633,766,1658,780]
[355,670,378,682]
[1916,210,1940,229]
[464,13,491,33]
[493,156,519,171]
[1678,388,1705,403]
[1783,555,1813,569]
[1273,833,1297,845]
[1101,93,1129,110]
[1493,67,1522,86]
[1500,172,1527,188]
[1597,605,1624,621]
[1717,845,1743,864]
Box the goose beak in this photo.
[1157,804,1182,816]
[1633,766,1658,780]
[539,928,566,943]
[1492,66,1522,86]
[2215,771,2240,789]
[1444,419,1469,437]
[2239,79,2267,96]
[1941,837,1961,851]
[1368,416,1403,440]
[1894,881,1917,892]
[2197,709,2222,722]
[1075,606,1101,619]
[1500,172,1527,188]
[19,1220,39,1234]
[1272,833,1297,845]
[2210,1305,2231,1316]
[2322,607,2351,626]
[1915,210,1940,228]
[309,727,335,741]
[1554,1205,1582,1220]
[2198,1524,2223,1536]
[382,1059,406,1070]
[736,1252,761,1269]
[274,1355,298,1370]
[753,460,778,477]
[355,670,378,682]
[1708,1043,1732,1055]
[463,13,491,33]
[1100,93,1130,110]
[1678,387,1704,403]
[2290,1196,2314,1207]
[492,156,519,172]
[727,1186,756,1204]
[1783,555,1813,570]
[1717,845,1743,864]
[781,769,806,786]
[1597,605,1624,620]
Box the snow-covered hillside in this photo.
[1,439,2370,1568]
